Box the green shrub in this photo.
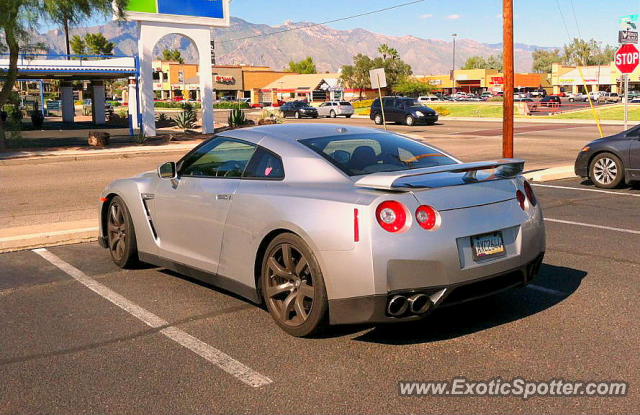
[214,101,250,109]
[228,108,247,128]
[488,96,504,102]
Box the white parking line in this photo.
[32,248,272,388]
[544,218,640,235]
[532,183,640,197]
[527,284,566,297]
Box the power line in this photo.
[218,0,425,44]
[569,0,582,39]
[555,0,573,40]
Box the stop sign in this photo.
[615,43,640,74]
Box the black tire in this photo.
[329,110,336,118]
[106,196,139,268]
[589,152,625,189]
[260,233,328,337]
[294,111,300,119]
[346,114,352,118]
[405,115,415,126]
[374,113,383,125]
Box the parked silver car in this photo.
[99,124,546,337]
[316,101,354,118]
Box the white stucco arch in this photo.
[137,22,214,136]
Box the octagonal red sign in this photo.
[615,43,640,74]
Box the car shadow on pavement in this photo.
[351,263,587,345]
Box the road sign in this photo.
[615,43,640,74]
[620,14,639,31]
[619,30,639,44]
[370,68,387,89]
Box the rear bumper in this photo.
[328,253,544,325]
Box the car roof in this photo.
[222,123,384,143]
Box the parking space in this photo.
[1,177,639,414]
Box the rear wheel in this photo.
[106,196,139,268]
[346,114,352,118]
[329,110,336,118]
[590,152,625,188]
[260,233,328,337]
[294,111,300,119]
[374,113,383,125]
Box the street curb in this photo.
[524,165,576,182]
[0,227,98,253]
[0,143,198,165]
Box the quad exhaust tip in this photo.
[408,294,432,315]
[387,295,409,317]
[387,294,433,317]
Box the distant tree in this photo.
[462,54,502,71]
[532,49,562,73]
[0,0,129,149]
[392,77,433,96]
[340,45,413,99]
[287,57,317,74]
[462,56,487,70]
[85,33,114,55]
[161,48,184,64]
[70,34,86,55]
[377,43,399,60]
[562,38,615,66]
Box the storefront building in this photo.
[260,73,344,105]
[421,69,550,95]
[551,62,640,95]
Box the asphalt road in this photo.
[1,177,638,414]
[0,118,626,230]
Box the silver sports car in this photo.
[99,124,545,337]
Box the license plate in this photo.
[471,231,506,261]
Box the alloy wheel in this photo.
[108,202,127,261]
[265,243,315,327]
[593,157,618,185]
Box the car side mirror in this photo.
[158,161,177,179]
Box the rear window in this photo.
[299,133,456,176]
[339,101,351,106]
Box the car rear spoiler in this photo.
[354,159,525,191]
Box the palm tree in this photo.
[378,44,399,60]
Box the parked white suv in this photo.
[317,101,354,118]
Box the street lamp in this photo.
[452,33,458,95]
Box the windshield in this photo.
[299,133,456,176]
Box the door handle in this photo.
[216,194,232,200]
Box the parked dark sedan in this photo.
[370,97,438,126]
[575,124,640,188]
[280,101,318,119]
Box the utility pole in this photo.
[451,33,457,95]
[503,0,514,158]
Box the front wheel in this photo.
[106,196,139,268]
[329,110,336,118]
[294,111,300,119]
[590,153,625,189]
[405,115,415,126]
[260,233,328,337]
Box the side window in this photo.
[180,138,257,178]
[243,147,285,179]
[382,97,394,107]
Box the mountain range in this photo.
[39,17,552,74]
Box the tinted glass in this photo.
[299,133,456,176]
[243,147,285,179]
[339,101,351,105]
[180,138,256,178]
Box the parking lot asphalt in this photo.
[1,178,639,414]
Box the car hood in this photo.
[409,105,436,113]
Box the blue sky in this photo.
[72,0,640,47]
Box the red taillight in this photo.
[354,208,360,242]
[516,190,526,210]
[100,197,109,203]
[523,180,537,206]
[415,205,440,231]
[376,201,408,233]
